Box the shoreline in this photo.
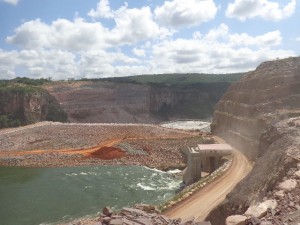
[0,121,218,225]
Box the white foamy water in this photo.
[160,120,211,131]
[167,169,182,174]
[1,166,181,225]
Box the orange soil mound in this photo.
[89,146,126,160]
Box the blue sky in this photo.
[0,0,299,80]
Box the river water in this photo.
[160,120,211,131]
[0,166,181,225]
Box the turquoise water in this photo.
[0,166,181,225]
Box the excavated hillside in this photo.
[208,57,300,224]
[211,57,300,159]
[46,81,230,123]
[0,87,67,128]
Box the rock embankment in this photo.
[0,122,194,151]
[0,122,202,168]
[225,162,300,225]
[208,57,300,224]
[61,205,212,225]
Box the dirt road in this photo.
[0,139,122,157]
[163,137,252,221]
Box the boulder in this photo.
[278,179,297,192]
[109,218,122,225]
[245,199,277,218]
[225,215,248,225]
[294,170,300,178]
[260,222,272,225]
[121,207,148,217]
[102,207,113,216]
[134,204,160,213]
[274,190,285,198]
[180,216,195,224]
[248,217,261,225]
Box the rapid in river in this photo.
[0,166,181,225]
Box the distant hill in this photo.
[82,73,244,87]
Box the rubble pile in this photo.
[225,162,300,225]
[65,205,212,225]
[0,122,201,168]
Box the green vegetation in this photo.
[0,115,21,129]
[45,101,68,122]
[0,77,66,129]
[0,77,51,93]
[97,73,244,87]
[0,77,51,86]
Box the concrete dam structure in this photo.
[183,144,233,185]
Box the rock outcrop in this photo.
[46,81,230,123]
[211,57,300,159]
[0,89,67,127]
[60,205,212,225]
[208,57,300,224]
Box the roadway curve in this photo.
[163,136,252,222]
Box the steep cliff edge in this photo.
[46,81,231,123]
[208,57,300,224]
[211,57,300,159]
[0,86,67,128]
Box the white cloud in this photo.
[0,49,79,80]
[154,0,218,28]
[0,48,141,80]
[1,0,19,5]
[88,0,114,18]
[1,0,296,82]
[0,23,295,79]
[151,24,293,73]
[6,12,170,51]
[226,0,296,21]
[133,48,146,57]
[228,30,282,47]
[296,37,300,42]
[193,31,202,39]
[205,23,229,40]
[202,24,282,47]
[109,6,170,45]
[88,1,172,44]
[6,18,110,51]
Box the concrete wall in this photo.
[182,146,229,185]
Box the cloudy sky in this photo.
[0,0,299,80]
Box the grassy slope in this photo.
[88,73,244,87]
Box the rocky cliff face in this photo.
[47,81,229,123]
[208,57,300,224]
[211,57,300,159]
[0,89,67,126]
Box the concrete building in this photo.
[182,144,233,185]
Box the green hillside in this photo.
[98,73,244,87]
